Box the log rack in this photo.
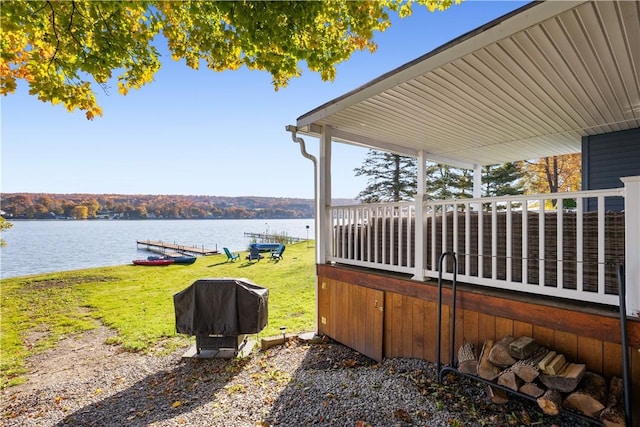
[434,251,607,426]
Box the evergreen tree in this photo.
[355,151,525,202]
[354,151,417,202]
[482,162,524,197]
[424,163,473,200]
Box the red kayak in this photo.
[132,259,174,266]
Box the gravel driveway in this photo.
[1,327,590,427]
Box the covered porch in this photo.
[287,0,639,423]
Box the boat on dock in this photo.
[132,258,174,266]
[148,254,197,265]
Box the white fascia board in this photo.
[296,1,586,130]
[422,153,476,170]
[298,124,476,168]
[296,125,419,157]
[329,128,419,158]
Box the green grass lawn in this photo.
[0,242,316,389]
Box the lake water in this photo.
[0,219,314,279]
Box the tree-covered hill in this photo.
[0,193,357,220]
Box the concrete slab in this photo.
[181,339,255,359]
[260,336,285,351]
[298,331,322,343]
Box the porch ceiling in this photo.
[294,1,640,168]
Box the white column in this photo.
[473,164,482,198]
[621,176,640,316]
[318,126,332,264]
[412,151,426,281]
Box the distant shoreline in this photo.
[4,217,314,221]
[1,193,356,221]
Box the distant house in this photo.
[95,209,114,219]
[287,1,639,423]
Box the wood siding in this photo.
[317,264,640,407]
[582,127,640,211]
[317,277,383,361]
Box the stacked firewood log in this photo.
[456,336,626,426]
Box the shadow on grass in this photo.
[55,356,247,427]
[206,261,234,267]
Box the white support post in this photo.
[413,151,426,281]
[473,164,482,198]
[621,176,640,317]
[318,126,332,265]
[473,164,482,213]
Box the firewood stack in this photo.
[457,336,627,426]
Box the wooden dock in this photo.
[243,232,307,244]
[136,240,219,256]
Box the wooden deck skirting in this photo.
[317,264,640,348]
[316,263,640,397]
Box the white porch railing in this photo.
[329,188,627,307]
[330,202,416,275]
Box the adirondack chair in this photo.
[223,247,240,262]
[246,246,262,262]
[270,244,285,260]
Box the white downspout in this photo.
[286,125,319,333]
[286,125,318,261]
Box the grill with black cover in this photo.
[174,278,268,355]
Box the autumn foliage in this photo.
[1,0,458,119]
[521,153,582,194]
[0,193,317,220]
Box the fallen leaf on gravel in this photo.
[393,408,412,422]
[343,358,357,367]
[172,400,182,408]
[255,421,270,427]
[355,421,371,427]
[415,409,432,419]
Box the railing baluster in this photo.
[557,198,563,289]
[539,200,545,287]
[577,196,584,292]
[453,203,459,273]
[522,203,528,285]
[382,206,388,265]
[598,196,605,295]
[478,204,484,278]
[506,201,512,283]
[408,205,412,267]
[492,201,497,280]
[431,205,437,271]
[465,202,471,277]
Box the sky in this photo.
[1,1,529,200]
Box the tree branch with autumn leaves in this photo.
[1,0,458,120]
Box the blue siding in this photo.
[582,127,640,212]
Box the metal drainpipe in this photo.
[285,126,318,236]
[286,125,319,334]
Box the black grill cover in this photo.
[174,278,268,336]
